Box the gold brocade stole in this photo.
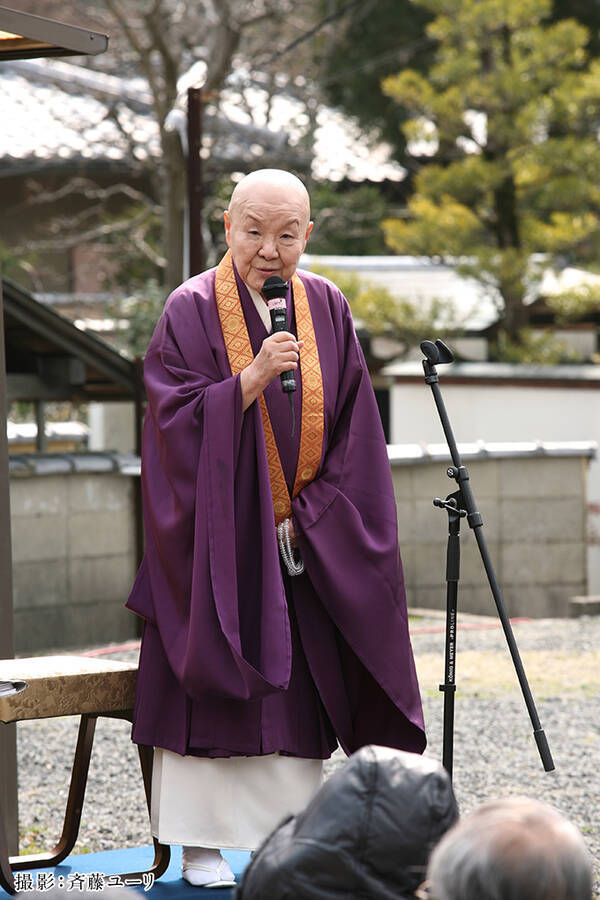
[214,250,324,525]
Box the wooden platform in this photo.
[0,656,169,894]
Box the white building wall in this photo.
[88,402,137,454]
[390,382,600,592]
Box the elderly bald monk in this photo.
[126,169,425,887]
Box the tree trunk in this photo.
[499,279,530,340]
[493,174,520,250]
[501,300,529,337]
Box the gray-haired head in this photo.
[426,796,592,900]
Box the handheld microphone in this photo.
[262,275,296,394]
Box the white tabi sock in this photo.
[181,846,236,888]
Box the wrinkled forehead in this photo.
[228,180,310,227]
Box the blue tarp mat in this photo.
[2,845,251,896]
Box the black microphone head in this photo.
[435,339,455,363]
[420,340,440,364]
[262,275,288,300]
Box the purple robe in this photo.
[126,264,426,759]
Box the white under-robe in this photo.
[151,749,323,850]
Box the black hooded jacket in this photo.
[236,745,459,899]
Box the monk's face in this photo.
[224,181,313,293]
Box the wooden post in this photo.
[133,359,144,570]
[187,87,204,276]
[0,270,19,855]
[35,400,46,452]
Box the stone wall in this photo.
[10,459,139,654]
[387,369,600,595]
[8,445,591,653]
[391,451,588,618]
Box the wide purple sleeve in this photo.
[292,298,424,732]
[126,289,292,702]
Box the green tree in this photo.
[553,0,600,58]
[315,1,600,164]
[316,0,434,162]
[381,0,600,351]
[308,183,389,255]
[549,283,600,323]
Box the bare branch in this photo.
[103,104,157,164]
[18,0,325,295]
[130,227,167,268]
[14,178,158,211]
[144,2,180,109]
[12,207,157,253]
[243,9,281,26]
[103,0,148,60]
[104,0,167,125]
[204,5,243,92]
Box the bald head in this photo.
[223,169,313,293]
[228,169,311,228]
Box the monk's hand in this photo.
[255,332,303,384]
[240,332,304,411]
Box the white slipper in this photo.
[182,848,236,888]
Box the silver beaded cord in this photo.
[277,518,305,576]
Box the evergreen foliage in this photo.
[309,184,389,255]
[381,0,600,352]
[316,0,434,161]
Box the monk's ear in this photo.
[304,220,314,244]
[224,210,231,246]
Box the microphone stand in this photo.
[420,339,554,777]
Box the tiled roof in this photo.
[0,60,160,170]
[300,254,497,331]
[20,440,591,479]
[383,359,600,382]
[387,439,597,464]
[8,451,139,476]
[0,58,403,181]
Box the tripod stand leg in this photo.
[472,526,554,771]
[440,505,461,779]
[441,582,457,778]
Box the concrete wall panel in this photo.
[12,559,68,609]
[68,474,132,513]
[9,472,138,653]
[68,555,136,604]
[11,515,67,563]
[14,601,134,655]
[10,476,67,518]
[67,510,134,557]
[392,453,588,619]
[499,498,583,542]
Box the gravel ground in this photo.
[14,613,600,894]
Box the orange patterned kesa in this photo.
[215,250,324,524]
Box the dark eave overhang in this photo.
[3,276,137,397]
[0,6,108,60]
